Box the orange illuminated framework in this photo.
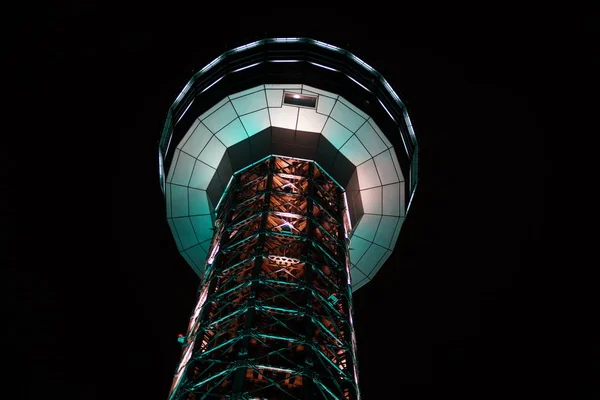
[169,156,360,400]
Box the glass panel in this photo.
[228,85,263,100]
[165,183,172,218]
[185,244,208,272]
[189,161,215,190]
[301,85,338,99]
[400,181,406,217]
[349,235,371,264]
[390,149,405,182]
[369,249,392,278]
[296,108,328,133]
[198,136,227,168]
[391,217,405,247]
[269,105,299,130]
[240,109,270,136]
[170,184,189,218]
[180,250,197,272]
[173,217,197,250]
[188,188,210,215]
[356,159,381,189]
[368,118,392,148]
[356,243,387,278]
[340,135,371,166]
[338,96,369,120]
[355,120,387,157]
[350,267,368,287]
[265,89,283,107]
[316,96,336,116]
[330,101,366,133]
[320,118,353,149]
[177,119,201,150]
[374,215,397,249]
[353,213,381,242]
[360,187,382,214]
[202,101,237,134]
[181,121,213,158]
[166,149,180,183]
[216,119,248,147]
[190,215,214,243]
[231,90,268,115]
[382,183,400,216]
[374,150,400,184]
[199,96,228,120]
[171,151,196,186]
[167,218,183,250]
[265,84,302,89]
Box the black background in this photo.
[7,5,597,399]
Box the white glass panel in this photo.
[353,214,381,242]
[360,187,382,214]
[185,244,208,272]
[338,96,369,120]
[173,217,198,249]
[350,267,368,287]
[170,184,189,218]
[216,119,248,147]
[356,243,387,277]
[301,85,338,99]
[374,215,398,249]
[182,122,213,158]
[199,97,228,120]
[349,235,371,264]
[284,89,303,95]
[316,96,336,116]
[202,101,237,133]
[391,217,405,246]
[374,150,400,184]
[355,120,387,157]
[320,118,353,149]
[266,90,283,107]
[167,218,182,250]
[189,161,215,190]
[382,183,400,216]
[330,101,365,133]
[240,109,270,136]
[390,149,405,182]
[231,90,267,115]
[356,159,381,189]
[370,249,392,277]
[296,108,328,133]
[368,118,392,148]
[340,135,371,166]
[171,151,196,186]
[190,215,213,243]
[177,119,201,150]
[228,85,264,100]
[188,188,210,215]
[166,149,180,183]
[165,183,172,218]
[198,136,227,168]
[265,84,302,89]
[269,105,298,130]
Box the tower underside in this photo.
[170,156,359,400]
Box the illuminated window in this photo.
[283,92,317,108]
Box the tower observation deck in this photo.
[158,38,418,399]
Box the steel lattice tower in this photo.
[159,38,418,400]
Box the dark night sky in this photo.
[8,5,597,400]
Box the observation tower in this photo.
[158,38,418,399]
